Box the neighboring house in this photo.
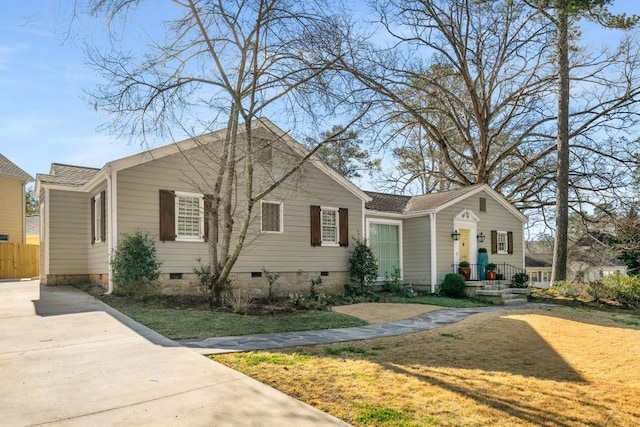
[525,234,627,287]
[36,119,527,295]
[0,154,34,244]
[26,215,40,245]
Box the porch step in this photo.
[474,288,529,305]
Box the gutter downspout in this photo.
[430,212,437,293]
[105,167,116,294]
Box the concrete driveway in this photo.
[0,280,348,426]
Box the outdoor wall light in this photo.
[477,232,486,242]
[451,230,460,241]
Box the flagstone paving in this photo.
[179,303,553,354]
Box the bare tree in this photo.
[524,0,639,282]
[304,125,380,179]
[78,0,363,305]
[341,0,559,201]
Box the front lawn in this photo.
[213,306,640,426]
[100,294,367,339]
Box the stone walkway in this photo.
[179,303,552,354]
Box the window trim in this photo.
[261,200,283,234]
[174,191,205,242]
[94,192,103,243]
[496,230,508,254]
[320,206,339,247]
[366,218,403,281]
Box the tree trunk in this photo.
[552,3,570,283]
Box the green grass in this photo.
[386,294,490,308]
[99,295,367,340]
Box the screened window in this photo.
[321,208,338,245]
[261,201,282,233]
[175,192,203,240]
[369,222,401,280]
[497,231,508,254]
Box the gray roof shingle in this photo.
[37,163,100,187]
[365,184,485,214]
[364,191,412,213]
[0,153,33,181]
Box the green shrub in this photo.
[110,231,162,297]
[511,272,529,288]
[194,260,232,307]
[440,273,466,298]
[604,274,640,311]
[349,239,378,295]
[381,267,402,293]
[586,280,612,303]
[553,280,579,300]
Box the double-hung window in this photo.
[175,191,204,241]
[321,207,339,246]
[496,231,508,254]
[261,201,283,233]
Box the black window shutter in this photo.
[491,230,497,254]
[100,190,106,241]
[310,205,321,246]
[90,196,96,243]
[159,190,176,241]
[507,231,514,255]
[339,208,349,247]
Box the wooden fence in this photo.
[0,243,39,280]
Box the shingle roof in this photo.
[525,254,552,268]
[365,191,412,213]
[365,184,485,214]
[0,153,33,181]
[37,163,100,187]
[405,184,484,212]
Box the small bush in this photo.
[586,280,612,303]
[225,289,254,314]
[349,239,378,295]
[194,259,232,307]
[262,267,280,303]
[604,274,640,311]
[111,231,162,298]
[381,267,402,293]
[553,280,579,300]
[511,272,529,288]
[440,273,466,298]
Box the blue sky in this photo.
[1,1,639,184]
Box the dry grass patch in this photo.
[213,307,640,426]
[332,303,443,324]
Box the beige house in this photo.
[0,154,33,244]
[37,119,527,295]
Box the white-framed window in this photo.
[497,231,508,254]
[321,207,339,246]
[94,192,102,243]
[0,234,9,242]
[367,219,402,280]
[175,191,204,241]
[261,201,283,233]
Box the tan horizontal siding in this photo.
[0,176,25,243]
[88,184,109,274]
[402,216,431,285]
[116,140,363,276]
[48,190,89,274]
